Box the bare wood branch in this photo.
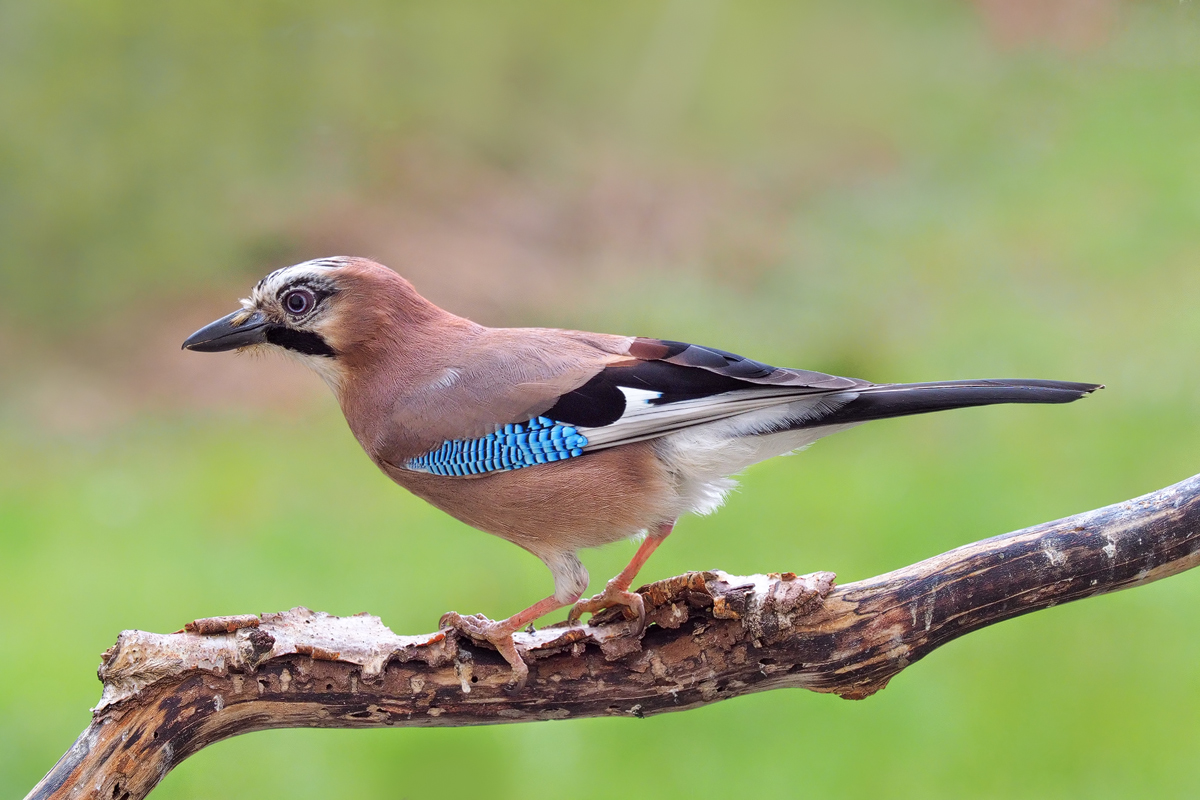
[27,473,1200,800]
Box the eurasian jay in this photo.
[183,256,1100,686]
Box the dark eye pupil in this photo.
[286,291,311,314]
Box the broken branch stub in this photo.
[27,472,1200,800]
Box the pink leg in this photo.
[567,521,675,632]
[440,593,577,691]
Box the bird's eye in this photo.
[283,288,316,316]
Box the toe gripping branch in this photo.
[440,569,829,691]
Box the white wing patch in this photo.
[618,386,663,406]
[576,386,860,450]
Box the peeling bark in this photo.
[26,473,1200,800]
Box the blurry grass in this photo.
[5,0,1200,797]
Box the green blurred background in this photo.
[4,1,1200,796]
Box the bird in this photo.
[183,256,1100,687]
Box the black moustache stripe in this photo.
[266,327,337,358]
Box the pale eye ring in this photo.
[283,288,316,316]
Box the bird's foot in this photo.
[439,611,529,691]
[567,578,646,635]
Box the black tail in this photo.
[816,379,1102,427]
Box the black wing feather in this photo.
[542,338,865,428]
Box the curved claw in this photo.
[567,584,647,636]
[439,611,529,691]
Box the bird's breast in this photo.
[379,442,676,556]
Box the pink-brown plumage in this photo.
[385,442,672,581]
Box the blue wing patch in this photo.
[406,417,590,476]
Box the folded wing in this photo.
[402,335,1099,476]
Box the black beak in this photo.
[182,310,271,352]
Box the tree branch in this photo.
[27,473,1200,800]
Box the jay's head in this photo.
[182,256,449,391]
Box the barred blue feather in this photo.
[405,416,589,476]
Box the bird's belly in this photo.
[382,441,675,557]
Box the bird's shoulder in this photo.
[374,326,633,461]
